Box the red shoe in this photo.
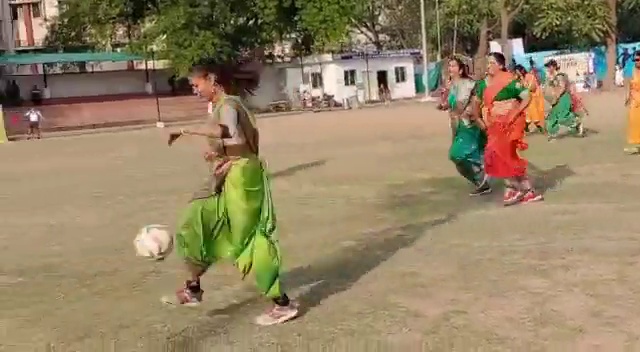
[521,190,543,203]
[503,188,523,206]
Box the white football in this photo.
[134,224,173,260]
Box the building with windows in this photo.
[273,51,418,104]
[8,0,58,50]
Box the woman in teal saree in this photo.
[446,57,491,196]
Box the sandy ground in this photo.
[1,90,640,351]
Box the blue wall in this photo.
[513,42,640,81]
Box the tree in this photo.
[605,0,640,89]
[46,0,357,75]
[496,0,525,64]
[45,0,157,51]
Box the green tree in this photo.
[45,0,157,51]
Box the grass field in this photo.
[1,91,640,351]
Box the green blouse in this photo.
[475,78,529,102]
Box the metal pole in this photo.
[453,15,458,56]
[151,51,162,127]
[365,50,371,102]
[436,0,442,61]
[420,0,435,101]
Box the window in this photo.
[343,69,356,86]
[32,2,42,18]
[394,66,407,83]
[10,5,18,21]
[311,72,323,89]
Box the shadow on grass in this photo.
[163,165,573,349]
[164,216,454,350]
[554,127,599,140]
[271,159,327,178]
[528,163,575,194]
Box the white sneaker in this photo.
[255,301,299,326]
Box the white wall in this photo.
[287,56,417,102]
[245,64,288,110]
[5,69,173,99]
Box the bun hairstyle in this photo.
[514,64,527,76]
[544,59,559,70]
[449,56,470,79]
[189,59,262,96]
[489,52,508,71]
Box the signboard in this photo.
[334,50,422,60]
[544,52,592,83]
[489,39,524,56]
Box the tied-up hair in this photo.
[489,52,508,71]
[448,56,471,79]
[513,64,527,76]
[190,58,262,96]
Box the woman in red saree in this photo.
[473,52,544,206]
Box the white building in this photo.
[7,0,58,51]
[269,51,418,104]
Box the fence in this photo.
[2,93,206,137]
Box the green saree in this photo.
[546,91,578,137]
[175,96,282,299]
[448,78,487,186]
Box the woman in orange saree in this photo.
[473,53,543,206]
[625,50,640,154]
[514,65,545,134]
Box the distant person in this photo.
[514,65,545,134]
[619,48,634,81]
[624,50,640,154]
[543,60,584,139]
[529,57,542,82]
[168,75,177,95]
[378,84,390,105]
[24,107,43,140]
[6,80,20,106]
[30,85,42,105]
[616,65,624,87]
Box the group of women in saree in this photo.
[163,61,299,326]
[447,53,543,205]
[512,60,586,139]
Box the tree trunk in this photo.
[602,0,617,91]
[474,18,489,77]
[500,6,511,65]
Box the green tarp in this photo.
[0,52,143,65]
[414,60,443,93]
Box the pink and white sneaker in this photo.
[161,287,203,307]
[255,301,299,326]
[503,188,522,206]
[520,190,543,203]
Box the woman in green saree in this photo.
[163,62,298,326]
[446,57,491,196]
[543,60,583,139]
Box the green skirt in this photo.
[449,121,486,165]
[546,92,578,136]
[175,156,282,298]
